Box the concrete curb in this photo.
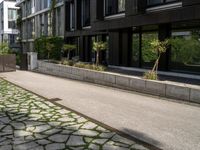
[37,61,200,104]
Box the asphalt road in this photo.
[1,70,200,150]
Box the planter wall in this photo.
[0,54,16,72]
[37,60,200,104]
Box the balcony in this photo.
[147,0,181,7]
[146,0,182,12]
[104,0,125,16]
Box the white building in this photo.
[0,0,19,49]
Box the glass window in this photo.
[142,32,158,68]
[82,0,90,27]
[105,0,125,16]
[70,1,75,30]
[8,8,17,29]
[8,34,17,45]
[69,37,80,59]
[170,29,200,74]
[147,0,180,7]
[131,33,140,67]
[118,0,125,12]
[8,9,17,20]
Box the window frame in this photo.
[147,0,181,7]
[104,0,125,16]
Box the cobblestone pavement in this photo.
[0,79,150,150]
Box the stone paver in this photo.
[0,79,149,150]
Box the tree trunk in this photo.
[152,54,161,73]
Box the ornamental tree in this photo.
[93,41,107,66]
[144,39,169,80]
[62,44,76,60]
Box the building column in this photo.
[84,36,92,62]
[108,31,120,66]
[121,28,132,67]
[108,29,131,67]
[158,24,171,71]
[79,36,85,61]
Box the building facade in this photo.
[16,0,65,52]
[0,0,19,50]
[65,0,200,74]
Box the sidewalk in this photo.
[1,70,200,150]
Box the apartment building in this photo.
[65,0,200,74]
[16,0,65,52]
[0,0,19,50]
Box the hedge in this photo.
[34,36,64,60]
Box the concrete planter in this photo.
[0,54,16,72]
[37,60,200,104]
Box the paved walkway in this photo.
[1,71,200,150]
[0,79,148,150]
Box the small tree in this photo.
[93,41,107,66]
[144,39,169,80]
[46,42,54,61]
[62,44,76,60]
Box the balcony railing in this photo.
[147,0,181,7]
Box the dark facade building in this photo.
[64,0,200,74]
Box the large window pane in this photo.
[147,0,179,6]
[70,2,75,30]
[142,32,158,68]
[147,0,163,6]
[131,33,140,67]
[118,0,125,12]
[82,0,90,27]
[8,8,17,29]
[170,30,200,74]
[105,0,125,16]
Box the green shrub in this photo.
[62,44,76,60]
[61,60,74,66]
[143,71,157,80]
[73,62,86,68]
[94,65,106,71]
[0,42,11,55]
[73,62,106,71]
[34,36,64,60]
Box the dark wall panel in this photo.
[84,36,92,62]
[93,2,200,31]
[108,31,120,66]
[126,0,138,16]
[76,0,82,30]
[79,36,85,61]
[96,0,104,20]
[183,0,200,6]
[158,24,171,71]
[121,29,132,66]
